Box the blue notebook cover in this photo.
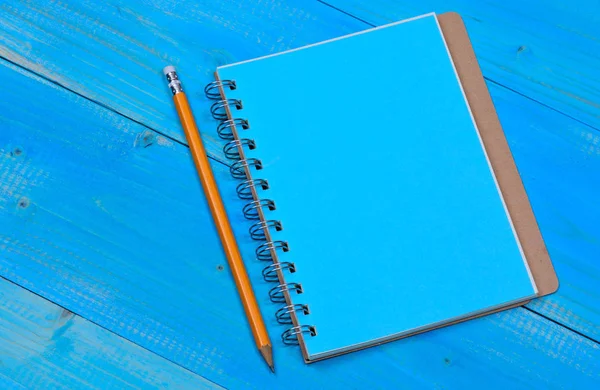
[215,13,537,361]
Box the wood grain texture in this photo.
[322,0,600,129]
[495,82,600,341]
[0,373,27,390]
[0,277,220,389]
[1,0,600,387]
[1,43,599,388]
[1,0,596,341]
[0,0,363,151]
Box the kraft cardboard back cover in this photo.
[438,12,558,297]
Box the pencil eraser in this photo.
[163,65,176,75]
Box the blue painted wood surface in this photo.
[0,277,220,389]
[0,0,597,340]
[0,0,599,388]
[0,0,362,148]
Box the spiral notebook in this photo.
[203,12,558,362]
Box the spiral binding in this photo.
[230,158,263,179]
[224,139,256,159]
[269,283,303,303]
[262,262,295,282]
[249,220,282,240]
[236,179,269,200]
[210,98,243,120]
[282,325,317,345]
[275,304,309,324]
[205,78,316,346]
[243,199,275,220]
[256,240,289,261]
[218,118,249,140]
[204,80,237,100]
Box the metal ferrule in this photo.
[165,71,183,95]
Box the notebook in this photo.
[202,12,558,363]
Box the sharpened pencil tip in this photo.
[259,345,275,373]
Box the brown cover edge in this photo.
[439,12,558,297]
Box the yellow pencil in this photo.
[163,66,274,372]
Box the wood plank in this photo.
[1,0,596,338]
[491,81,600,340]
[1,52,599,386]
[321,0,600,128]
[0,373,27,390]
[0,0,364,150]
[0,277,221,389]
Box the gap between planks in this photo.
[0,276,226,389]
[522,306,599,345]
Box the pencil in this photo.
[163,66,274,373]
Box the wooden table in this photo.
[0,1,598,388]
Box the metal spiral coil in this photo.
[275,304,309,325]
[282,325,317,345]
[268,283,303,303]
[205,79,316,346]
[223,138,256,160]
[230,158,262,179]
[217,118,249,140]
[242,199,275,220]
[256,240,289,261]
[236,179,269,200]
[204,80,236,100]
[262,262,295,282]
[249,220,282,240]
[210,98,243,121]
